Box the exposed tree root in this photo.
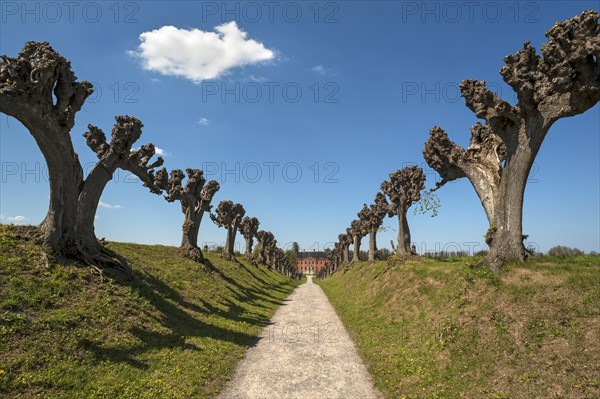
[181,244,205,262]
[75,242,138,281]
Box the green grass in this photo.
[318,256,600,399]
[0,225,301,399]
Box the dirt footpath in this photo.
[218,276,382,399]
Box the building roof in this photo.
[297,251,327,259]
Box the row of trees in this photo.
[0,41,298,279]
[318,165,429,278]
[319,10,600,277]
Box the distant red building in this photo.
[296,251,326,274]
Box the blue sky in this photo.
[1,1,599,254]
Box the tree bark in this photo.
[352,235,361,263]
[259,244,266,265]
[485,123,543,271]
[343,244,350,264]
[19,117,83,251]
[245,236,253,260]
[396,204,412,256]
[225,225,233,259]
[225,218,241,259]
[180,210,205,262]
[368,229,377,261]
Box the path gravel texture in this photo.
[218,276,382,399]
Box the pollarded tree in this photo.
[324,252,334,276]
[256,230,271,265]
[254,230,275,268]
[423,10,600,271]
[274,247,289,275]
[238,216,260,261]
[338,233,351,264]
[358,192,390,261]
[0,42,164,276]
[265,235,278,269]
[334,242,345,270]
[350,219,367,263]
[381,166,426,256]
[154,168,220,262]
[211,200,246,260]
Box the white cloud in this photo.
[133,146,167,157]
[1,214,27,224]
[99,201,122,209]
[198,118,209,126]
[312,65,326,75]
[312,64,337,76]
[131,22,274,83]
[249,74,268,82]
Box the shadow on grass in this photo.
[84,260,292,369]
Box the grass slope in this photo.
[318,256,600,399]
[0,225,301,399]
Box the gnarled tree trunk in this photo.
[368,229,377,261]
[245,236,253,260]
[352,235,361,263]
[343,243,350,264]
[396,204,412,256]
[225,225,235,259]
[180,209,205,261]
[486,122,543,271]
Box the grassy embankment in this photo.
[0,225,301,399]
[318,256,599,399]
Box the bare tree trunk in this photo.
[75,169,110,251]
[23,118,83,251]
[180,210,205,262]
[224,227,233,259]
[245,236,253,260]
[486,131,538,272]
[29,120,135,277]
[368,229,377,261]
[75,151,148,276]
[352,235,361,263]
[265,251,271,268]
[343,244,350,264]
[229,220,242,259]
[269,251,276,269]
[259,244,266,265]
[395,203,412,255]
[41,159,82,250]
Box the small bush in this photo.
[547,245,584,258]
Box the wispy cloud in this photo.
[312,65,326,75]
[249,74,268,82]
[312,64,336,76]
[130,21,274,83]
[0,214,27,224]
[198,118,209,126]
[99,201,122,209]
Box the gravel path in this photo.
[218,276,382,399]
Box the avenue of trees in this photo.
[0,11,598,280]
[0,41,298,280]
[319,10,600,278]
